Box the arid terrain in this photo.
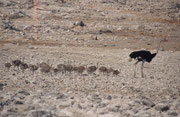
[0,0,180,117]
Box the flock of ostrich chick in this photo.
[4,59,120,76]
[4,40,166,77]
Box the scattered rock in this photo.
[25,80,30,84]
[18,90,30,96]
[1,113,18,117]
[141,97,155,107]
[96,103,107,108]
[168,111,178,116]
[2,21,21,32]
[59,103,70,109]
[10,11,29,19]
[56,93,67,99]
[0,99,14,106]
[7,107,18,113]
[106,95,112,100]
[78,104,83,109]
[109,105,121,112]
[155,103,170,112]
[23,105,36,111]
[0,83,4,90]
[73,21,86,27]
[30,110,53,117]
[91,35,98,40]
[11,40,18,45]
[28,37,36,41]
[79,21,86,27]
[0,2,4,7]
[91,94,102,103]
[99,29,112,34]
[0,1,179,117]
[118,0,127,5]
[135,96,155,108]
[14,100,24,105]
[175,3,180,9]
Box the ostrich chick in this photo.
[99,66,108,74]
[87,66,97,73]
[5,62,12,70]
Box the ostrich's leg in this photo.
[134,61,139,77]
[141,61,145,78]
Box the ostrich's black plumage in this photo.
[129,39,165,77]
[129,50,157,63]
[129,50,157,78]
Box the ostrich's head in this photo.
[156,39,168,53]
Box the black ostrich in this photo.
[129,40,165,77]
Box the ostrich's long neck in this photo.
[156,40,162,54]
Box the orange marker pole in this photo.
[33,0,38,40]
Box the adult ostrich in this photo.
[129,39,165,77]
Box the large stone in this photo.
[29,110,53,117]
[141,98,155,107]
[168,111,178,116]
[135,96,155,108]
[18,90,30,96]
[155,103,170,112]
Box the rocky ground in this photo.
[0,0,180,117]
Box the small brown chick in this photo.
[87,66,97,73]
[57,64,66,72]
[99,66,108,74]
[107,68,113,74]
[40,63,51,73]
[12,60,22,67]
[64,64,73,72]
[29,64,38,72]
[75,66,86,74]
[39,62,48,68]
[4,62,12,70]
[19,62,28,70]
[53,68,59,73]
[113,70,120,75]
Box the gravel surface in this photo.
[0,0,180,117]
